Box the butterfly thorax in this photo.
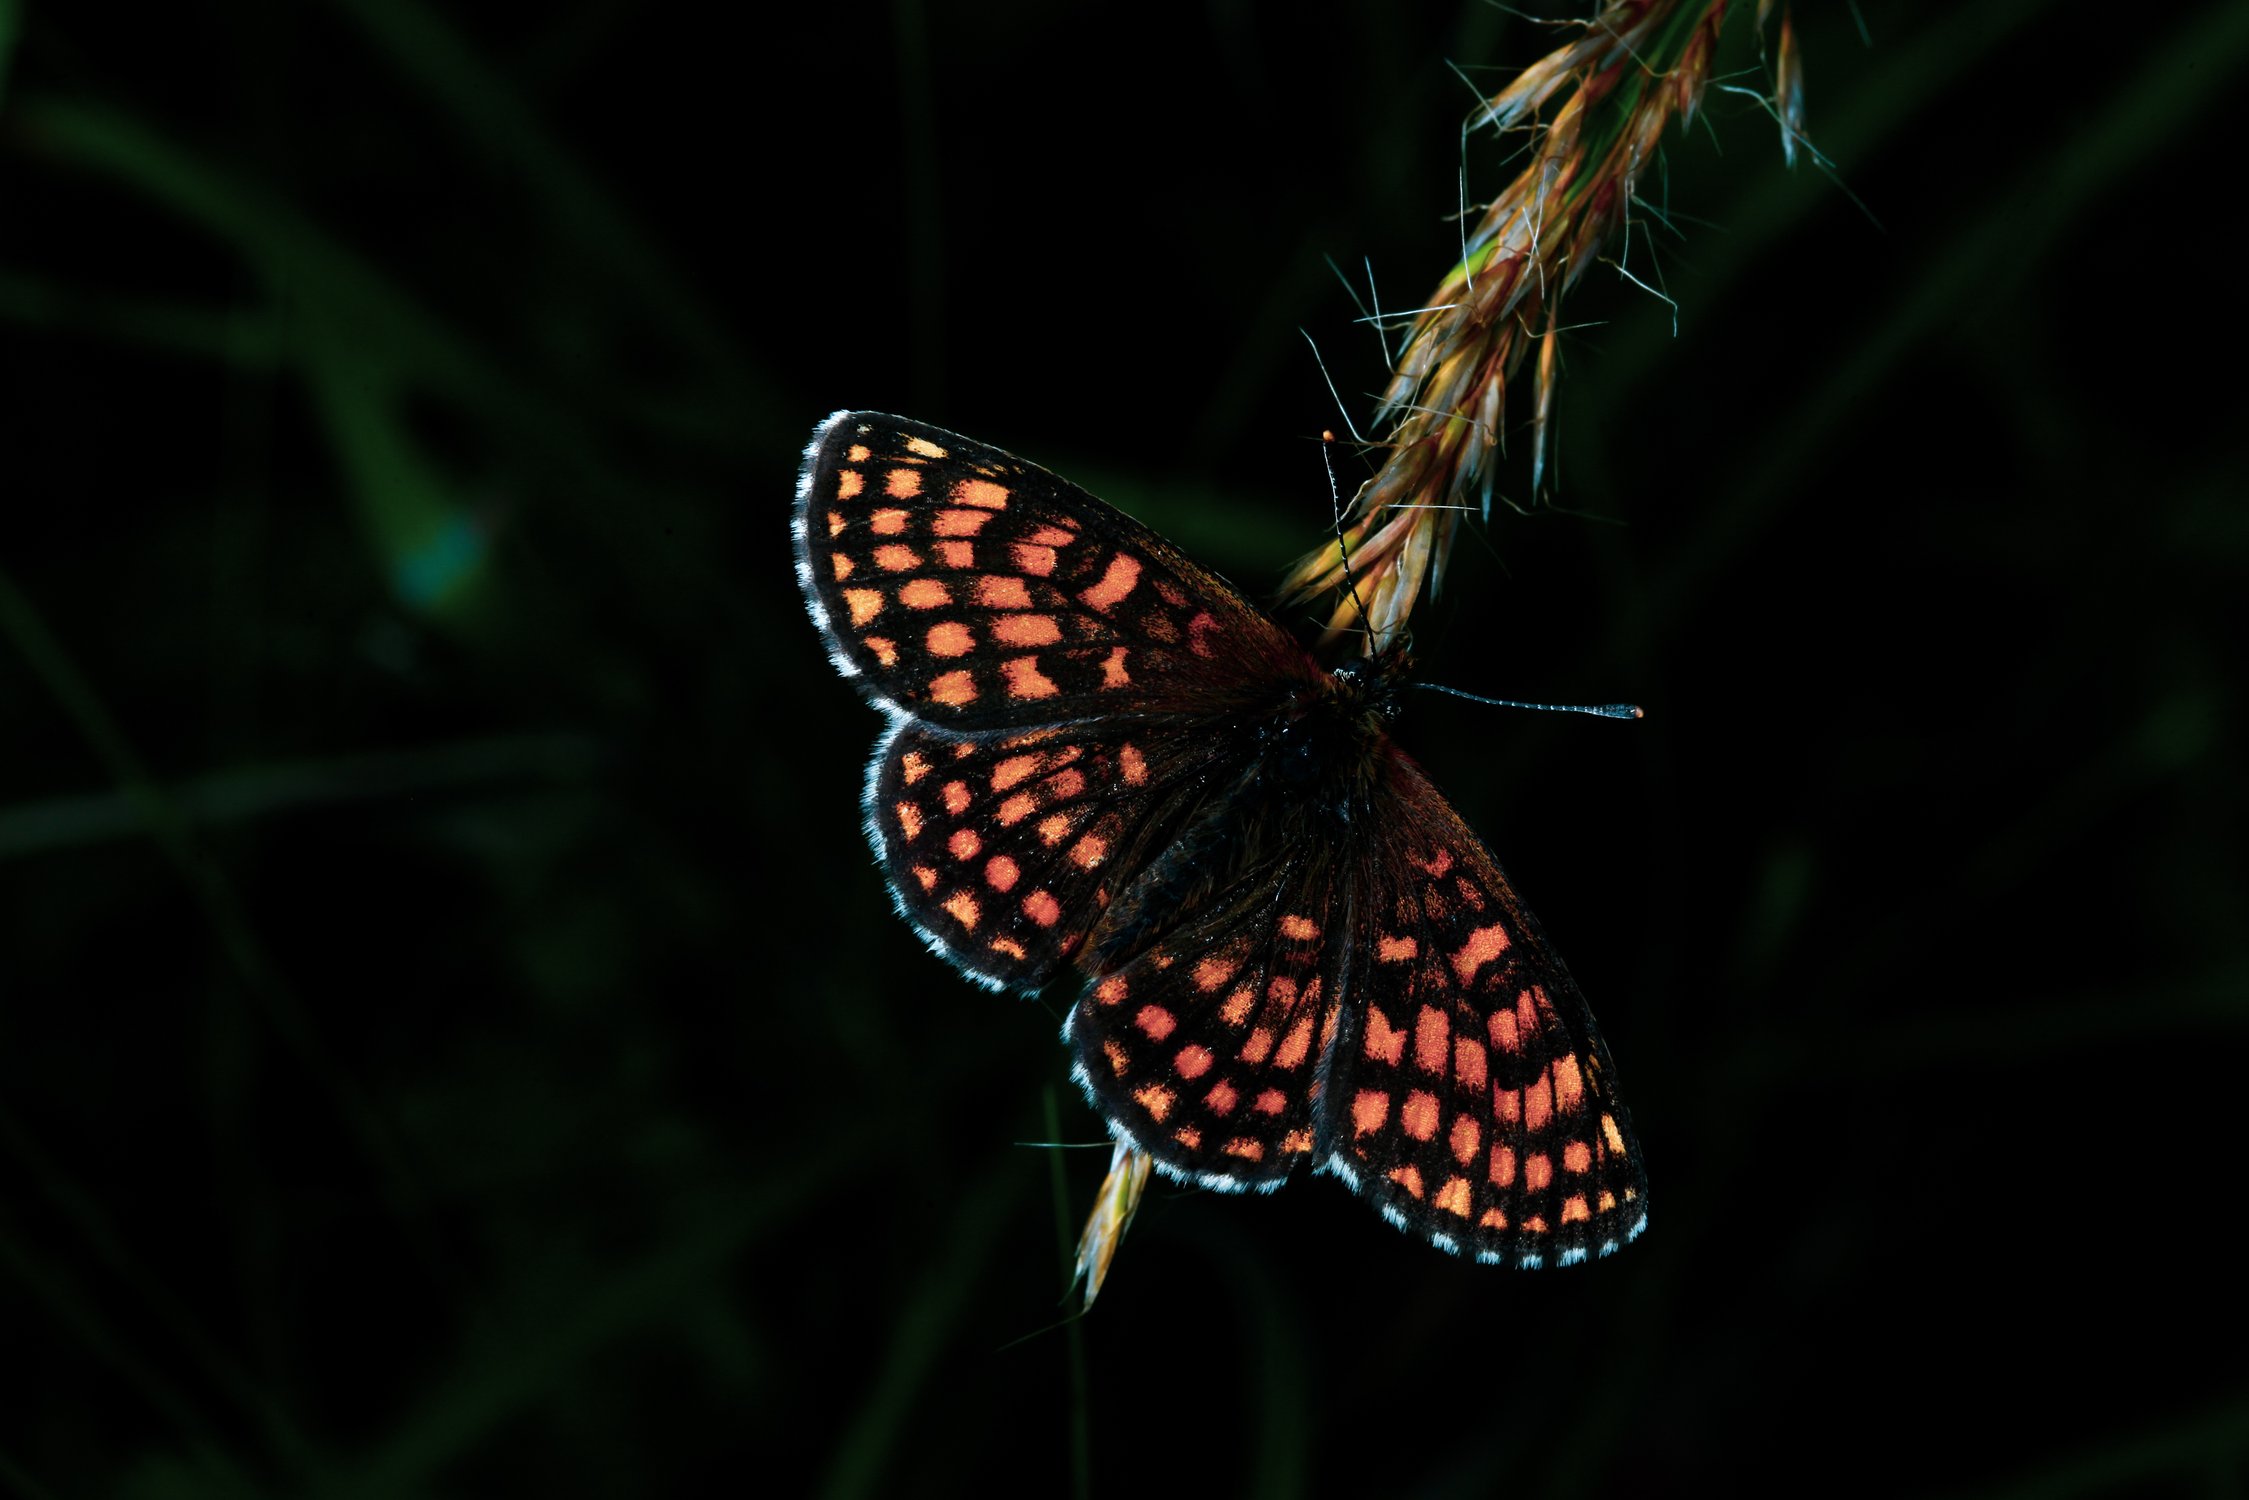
[1082,652,1404,971]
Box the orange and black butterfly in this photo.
[793,412,1647,1266]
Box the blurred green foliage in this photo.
[3,1,2245,1496]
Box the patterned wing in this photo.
[1324,749,1649,1267]
[1064,850,1349,1192]
[866,717,1238,993]
[794,411,1310,728]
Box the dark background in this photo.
[4,1,2245,1495]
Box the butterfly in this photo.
[793,411,1647,1267]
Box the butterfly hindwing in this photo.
[1324,748,1649,1266]
[868,717,1240,992]
[795,411,1304,729]
[1065,852,1349,1190]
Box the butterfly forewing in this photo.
[795,412,1306,728]
[1325,749,1649,1266]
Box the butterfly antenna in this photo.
[1413,682,1643,720]
[1320,430,1377,653]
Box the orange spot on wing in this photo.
[873,543,920,572]
[1079,553,1142,611]
[1036,813,1071,845]
[1022,890,1060,927]
[830,553,854,580]
[869,508,909,535]
[1525,1072,1554,1132]
[1417,848,1455,878]
[1100,647,1131,689]
[1280,914,1319,941]
[1222,1138,1264,1162]
[1069,834,1107,870]
[1495,1088,1521,1125]
[1092,974,1127,1005]
[1598,1190,1618,1212]
[1274,1012,1315,1069]
[1119,743,1148,785]
[912,865,937,892]
[1282,1128,1313,1153]
[935,540,974,567]
[1048,768,1085,799]
[1479,1207,1508,1230]
[905,435,948,458]
[1525,1152,1553,1191]
[1564,1141,1592,1173]
[1002,657,1059,699]
[1553,1053,1586,1114]
[1400,1090,1440,1141]
[1522,1215,1549,1235]
[1011,543,1057,576]
[1267,976,1298,1004]
[1104,1040,1129,1074]
[837,470,865,499]
[989,936,1026,960]
[846,444,871,463]
[1184,611,1222,657]
[1363,1008,1405,1066]
[899,578,951,609]
[1135,1005,1176,1041]
[1173,1126,1201,1151]
[827,510,846,537]
[1027,526,1075,546]
[991,754,1042,792]
[1489,1009,1520,1055]
[1204,1081,1238,1115]
[1451,922,1510,984]
[1435,1177,1473,1218]
[1562,1195,1591,1224]
[1193,956,1236,992]
[1489,1145,1516,1187]
[975,576,1033,609]
[992,614,1061,646]
[953,478,1009,508]
[943,890,979,929]
[1414,1007,1449,1072]
[843,589,883,625]
[1174,1045,1213,1079]
[1133,1084,1174,1122]
[1453,1037,1488,1091]
[1450,1115,1482,1165]
[928,671,976,706]
[899,750,929,784]
[941,780,971,813]
[997,793,1036,825]
[984,855,1019,892]
[948,828,980,861]
[1376,934,1417,962]
[1212,987,1251,1028]
[925,621,974,657]
[1351,1089,1390,1134]
[894,802,924,840]
[1239,1028,1275,1064]
[1253,1088,1287,1115]
[1388,1165,1425,1199]
[932,508,991,537]
[1602,1113,1627,1154]
[864,637,898,666]
[885,468,921,498]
